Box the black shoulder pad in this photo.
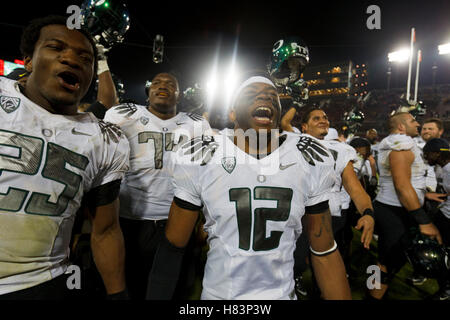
[98,120,123,144]
[181,135,218,166]
[113,103,138,117]
[296,136,329,166]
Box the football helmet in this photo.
[394,100,427,117]
[269,36,309,87]
[406,229,450,279]
[343,108,365,134]
[80,0,130,49]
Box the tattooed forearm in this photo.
[309,210,335,249]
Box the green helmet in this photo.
[269,36,309,87]
[80,0,130,49]
[406,229,449,278]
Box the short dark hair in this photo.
[20,15,98,75]
[423,118,443,131]
[300,106,324,125]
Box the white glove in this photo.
[96,43,110,75]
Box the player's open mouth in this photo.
[251,106,273,125]
[57,71,80,91]
[156,91,169,98]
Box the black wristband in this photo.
[409,207,432,225]
[106,288,129,300]
[362,208,375,218]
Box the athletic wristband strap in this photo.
[97,59,109,75]
[409,207,432,225]
[310,240,338,256]
[362,208,374,218]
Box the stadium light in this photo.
[438,43,450,55]
[388,49,410,62]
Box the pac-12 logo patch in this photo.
[221,156,236,174]
[0,95,21,114]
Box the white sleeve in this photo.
[386,134,415,151]
[171,150,203,207]
[92,124,130,188]
[337,145,358,174]
[425,165,437,191]
[304,162,336,208]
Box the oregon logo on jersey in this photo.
[182,135,218,166]
[0,95,21,114]
[296,136,329,166]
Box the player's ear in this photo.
[301,123,307,133]
[24,56,32,73]
[229,109,236,122]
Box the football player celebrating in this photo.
[290,108,374,298]
[368,112,442,300]
[146,72,351,300]
[0,16,130,299]
[104,72,211,299]
[300,108,375,249]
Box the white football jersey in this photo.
[414,137,437,192]
[104,104,211,220]
[171,131,336,300]
[321,140,358,216]
[376,134,427,207]
[437,163,450,219]
[0,78,130,294]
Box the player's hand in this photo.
[419,223,443,245]
[425,192,447,203]
[95,42,110,61]
[355,215,374,249]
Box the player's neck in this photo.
[147,104,176,120]
[233,128,281,156]
[23,83,78,115]
[439,159,450,167]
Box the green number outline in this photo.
[0,129,44,212]
[24,142,89,216]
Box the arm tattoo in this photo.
[313,212,334,248]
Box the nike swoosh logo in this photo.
[176,122,186,125]
[279,162,296,170]
[71,128,92,136]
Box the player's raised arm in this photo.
[304,204,352,300]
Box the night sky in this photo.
[1,0,449,104]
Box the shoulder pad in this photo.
[112,103,138,117]
[180,135,218,166]
[385,134,414,151]
[296,136,330,166]
[98,120,123,144]
[186,112,204,122]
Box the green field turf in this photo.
[184,228,440,300]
